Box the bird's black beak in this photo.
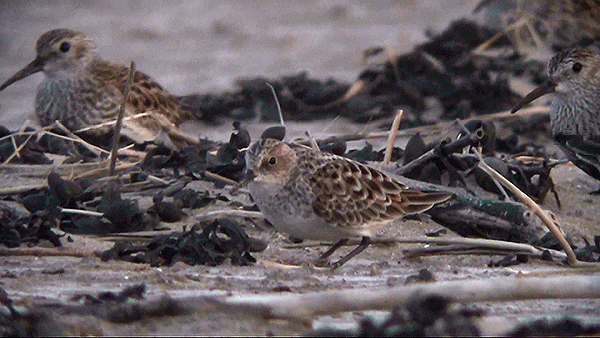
[511,80,556,114]
[0,56,45,91]
[229,169,256,194]
[244,169,256,182]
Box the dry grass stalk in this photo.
[52,120,108,157]
[283,235,568,261]
[215,274,600,322]
[203,171,238,186]
[475,150,597,268]
[109,61,135,176]
[383,109,403,165]
[74,112,153,134]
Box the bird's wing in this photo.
[556,134,600,179]
[308,158,453,228]
[90,60,184,123]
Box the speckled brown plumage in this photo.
[246,138,453,268]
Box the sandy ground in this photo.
[1,162,600,336]
[1,0,600,336]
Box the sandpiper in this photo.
[512,47,600,186]
[0,28,197,148]
[246,137,453,268]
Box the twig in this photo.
[265,82,285,126]
[203,171,238,186]
[0,247,95,258]
[472,17,529,54]
[74,112,153,134]
[2,125,50,165]
[384,109,403,164]
[52,120,107,157]
[30,275,600,326]
[403,245,551,259]
[474,150,592,267]
[194,209,264,221]
[0,183,46,196]
[298,106,551,148]
[146,174,171,186]
[215,275,600,322]
[283,235,568,262]
[72,161,138,181]
[60,207,104,217]
[109,61,135,176]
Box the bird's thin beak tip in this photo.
[0,57,45,91]
[229,169,256,194]
[510,80,556,114]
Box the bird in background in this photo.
[511,46,600,190]
[245,137,453,268]
[0,28,199,149]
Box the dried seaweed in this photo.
[99,219,259,267]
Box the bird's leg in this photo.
[317,238,349,261]
[330,236,371,269]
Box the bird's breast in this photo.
[35,76,112,130]
[550,96,600,139]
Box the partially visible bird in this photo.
[245,138,454,268]
[0,28,198,148]
[512,47,600,186]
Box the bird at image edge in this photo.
[0,28,200,149]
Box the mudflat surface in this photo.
[1,1,600,336]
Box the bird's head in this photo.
[245,138,296,185]
[511,47,600,114]
[0,29,97,91]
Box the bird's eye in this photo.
[59,41,71,53]
[572,62,583,73]
[268,156,277,165]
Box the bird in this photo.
[245,137,454,268]
[511,47,600,186]
[0,28,197,148]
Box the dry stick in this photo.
[74,112,153,134]
[383,109,403,164]
[3,129,109,157]
[6,120,36,161]
[475,150,593,267]
[44,275,600,325]
[60,207,103,217]
[523,15,545,49]
[99,210,264,241]
[72,161,137,181]
[0,161,137,193]
[0,184,46,196]
[265,82,285,126]
[195,209,264,221]
[472,17,528,54]
[52,120,108,157]
[283,235,568,261]
[305,106,550,147]
[0,247,95,258]
[203,170,238,186]
[215,275,600,322]
[2,125,50,165]
[109,60,135,176]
